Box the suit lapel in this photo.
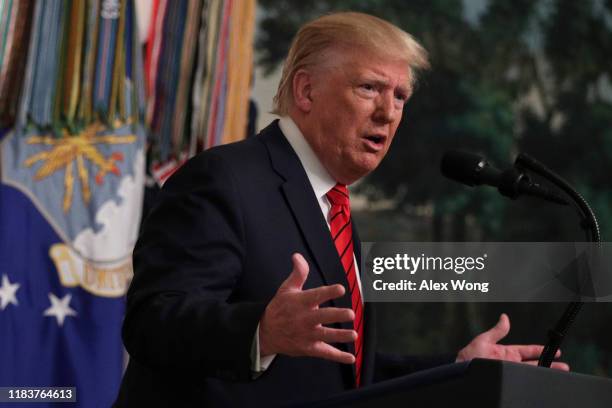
[260,121,353,313]
[261,121,361,387]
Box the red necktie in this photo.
[326,183,363,387]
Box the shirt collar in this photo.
[279,116,336,200]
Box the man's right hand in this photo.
[259,253,357,364]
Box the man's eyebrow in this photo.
[359,75,410,94]
[359,75,390,86]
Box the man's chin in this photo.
[358,156,383,174]
[341,164,380,185]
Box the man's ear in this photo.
[292,69,313,113]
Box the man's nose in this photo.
[373,92,397,124]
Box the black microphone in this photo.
[440,150,568,205]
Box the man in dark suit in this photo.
[116,12,566,407]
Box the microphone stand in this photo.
[514,153,601,368]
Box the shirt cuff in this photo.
[250,323,276,378]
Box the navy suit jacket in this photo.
[115,121,452,407]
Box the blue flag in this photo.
[0,123,145,407]
[1,1,146,404]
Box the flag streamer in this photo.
[145,0,256,184]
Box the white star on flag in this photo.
[43,293,77,327]
[0,274,20,310]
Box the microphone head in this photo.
[440,150,489,186]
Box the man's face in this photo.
[302,49,411,185]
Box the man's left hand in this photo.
[456,313,570,371]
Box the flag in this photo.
[0,1,146,406]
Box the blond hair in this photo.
[272,12,430,115]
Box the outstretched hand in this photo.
[259,253,357,364]
[456,313,569,371]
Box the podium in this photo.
[299,359,612,407]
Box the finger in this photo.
[308,307,354,325]
[511,345,562,360]
[316,326,357,343]
[479,313,510,343]
[523,360,570,371]
[309,342,356,364]
[551,362,570,371]
[301,284,345,307]
[513,345,545,360]
[279,253,310,291]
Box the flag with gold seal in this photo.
[0,1,145,406]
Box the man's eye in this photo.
[360,84,375,91]
[395,93,408,102]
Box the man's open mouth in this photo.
[365,135,384,144]
[363,135,386,152]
